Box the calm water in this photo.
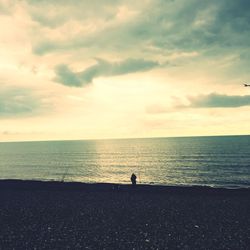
[0,136,249,188]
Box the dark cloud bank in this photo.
[30,0,250,89]
[147,93,250,114]
[33,0,250,55]
[189,93,250,108]
[54,58,159,87]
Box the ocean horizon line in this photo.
[1,133,250,144]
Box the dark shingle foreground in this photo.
[0,181,249,250]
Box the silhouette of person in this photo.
[130,173,137,186]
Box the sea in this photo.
[0,135,249,188]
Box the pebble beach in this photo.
[0,180,249,250]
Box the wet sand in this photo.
[0,180,249,249]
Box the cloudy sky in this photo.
[0,0,250,142]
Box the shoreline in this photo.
[1,179,250,194]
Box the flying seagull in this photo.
[244,83,250,87]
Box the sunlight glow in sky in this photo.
[0,0,250,141]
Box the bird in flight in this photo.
[244,83,250,87]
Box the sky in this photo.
[0,0,250,142]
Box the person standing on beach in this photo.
[130,173,137,186]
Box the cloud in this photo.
[54,65,82,87]
[54,58,159,87]
[31,0,250,55]
[29,0,250,85]
[188,93,250,108]
[0,87,47,118]
[28,0,127,28]
[146,93,250,114]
